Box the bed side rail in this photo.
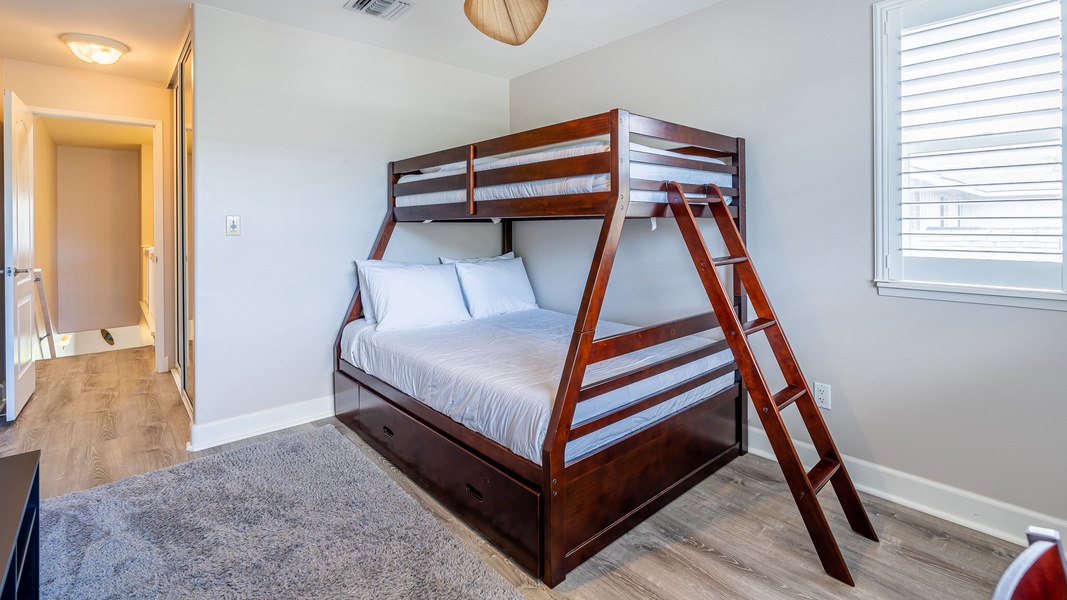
[392,152,612,197]
[567,361,738,441]
[587,312,720,364]
[628,113,739,155]
[391,113,613,175]
[579,338,731,401]
[480,112,613,157]
[572,312,737,438]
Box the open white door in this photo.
[4,90,36,421]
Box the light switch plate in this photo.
[226,215,241,236]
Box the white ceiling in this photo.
[0,0,723,84]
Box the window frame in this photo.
[873,0,1067,311]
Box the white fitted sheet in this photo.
[341,309,735,464]
[395,142,733,208]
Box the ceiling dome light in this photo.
[464,0,549,46]
[60,34,129,65]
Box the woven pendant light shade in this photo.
[464,0,549,46]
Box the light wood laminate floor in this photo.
[0,348,1022,599]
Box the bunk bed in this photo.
[334,109,749,587]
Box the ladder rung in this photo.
[773,385,806,411]
[712,255,748,266]
[807,457,841,495]
[742,318,776,336]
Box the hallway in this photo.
[0,347,190,498]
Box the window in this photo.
[874,0,1067,310]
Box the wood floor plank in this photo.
[0,348,1024,599]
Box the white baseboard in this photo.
[746,426,1067,547]
[187,394,335,452]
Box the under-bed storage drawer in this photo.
[356,385,541,575]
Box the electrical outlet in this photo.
[226,215,241,236]
[814,382,831,410]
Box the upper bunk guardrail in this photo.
[628,113,739,156]
[391,112,614,175]
[387,110,743,221]
[629,150,737,174]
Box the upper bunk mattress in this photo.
[395,142,734,208]
[340,308,735,464]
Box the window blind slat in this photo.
[903,72,1061,111]
[902,90,1061,127]
[903,32,1059,78]
[901,108,1062,143]
[903,0,1059,50]
[901,54,1060,94]
[903,127,1061,155]
[905,21,1059,67]
[903,144,1061,172]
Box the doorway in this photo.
[33,117,158,361]
[3,98,169,422]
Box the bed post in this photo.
[334,163,399,369]
[734,138,748,455]
[541,109,630,586]
[502,219,513,254]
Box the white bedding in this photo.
[395,142,733,208]
[341,309,735,464]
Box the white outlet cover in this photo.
[226,215,241,236]
[814,382,831,409]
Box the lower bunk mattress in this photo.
[340,308,735,464]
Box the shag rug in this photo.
[40,426,524,599]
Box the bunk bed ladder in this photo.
[665,181,878,586]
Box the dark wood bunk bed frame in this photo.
[334,109,877,587]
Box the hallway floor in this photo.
[0,346,191,498]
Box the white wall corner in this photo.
[188,395,335,452]
[747,426,1067,547]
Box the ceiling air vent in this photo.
[343,0,416,22]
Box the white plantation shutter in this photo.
[876,0,1067,305]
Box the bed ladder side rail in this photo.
[665,181,878,587]
[334,199,398,369]
[540,109,631,587]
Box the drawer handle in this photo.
[382,425,395,439]
[465,483,484,502]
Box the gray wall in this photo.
[191,6,511,425]
[509,0,1067,522]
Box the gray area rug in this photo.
[41,426,524,599]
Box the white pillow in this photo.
[439,251,514,264]
[356,259,410,323]
[454,257,538,319]
[359,262,471,331]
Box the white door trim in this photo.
[27,106,169,374]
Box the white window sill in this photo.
[875,280,1067,312]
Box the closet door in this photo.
[174,41,195,409]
